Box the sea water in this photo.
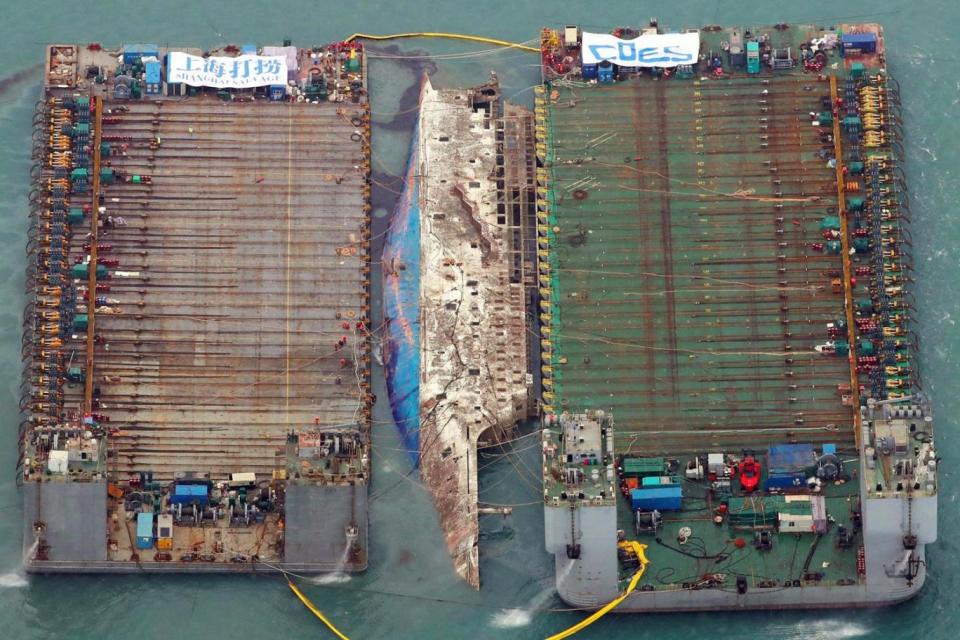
[0,1,956,638]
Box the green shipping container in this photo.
[72,314,88,331]
[68,208,85,224]
[71,263,108,279]
[622,457,665,478]
[66,366,85,382]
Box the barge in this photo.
[21,41,373,572]
[537,22,937,613]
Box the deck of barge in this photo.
[541,76,854,453]
[62,99,371,479]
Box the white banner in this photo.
[166,52,288,88]
[581,32,700,67]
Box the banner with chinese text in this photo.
[166,52,288,88]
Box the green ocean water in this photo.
[0,1,956,638]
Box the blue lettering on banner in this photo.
[581,32,700,67]
[589,45,695,64]
[230,59,250,80]
[588,45,616,61]
[636,47,659,63]
[663,46,695,62]
[617,42,636,60]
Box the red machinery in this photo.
[738,455,761,492]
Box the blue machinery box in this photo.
[171,483,209,506]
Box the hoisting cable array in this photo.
[20,93,98,483]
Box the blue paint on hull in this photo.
[382,117,421,461]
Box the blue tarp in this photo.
[123,44,159,65]
[767,443,815,473]
[382,102,422,462]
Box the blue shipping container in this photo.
[631,486,683,511]
[171,483,209,505]
[765,472,805,490]
[841,33,877,56]
[582,63,598,80]
[135,512,154,549]
[241,44,257,55]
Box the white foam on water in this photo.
[310,573,351,585]
[0,572,28,588]
[834,624,872,639]
[310,544,352,585]
[489,582,557,629]
[776,620,871,640]
[489,608,533,629]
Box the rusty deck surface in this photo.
[538,76,855,454]
[63,99,371,479]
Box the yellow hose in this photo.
[287,580,351,640]
[545,542,649,640]
[343,32,539,53]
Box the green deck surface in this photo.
[543,75,856,454]
[615,460,864,590]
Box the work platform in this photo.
[89,99,369,478]
[542,76,852,453]
[539,22,937,615]
[22,42,373,572]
